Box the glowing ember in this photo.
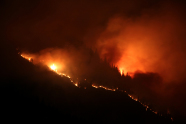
[50,64,57,71]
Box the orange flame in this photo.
[50,64,57,71]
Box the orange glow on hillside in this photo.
[20,53,171,119]
[20,51,65,73]
[50,64,57,71]
[21,54,32,62]
[119,68,127,75]
[116,46,147,77]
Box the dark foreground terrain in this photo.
[0,47,173,123]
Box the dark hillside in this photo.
[0,47,173,123]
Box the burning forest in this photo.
[19,47,174,121]
[1,0,186,123]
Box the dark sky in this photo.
[1,0,162,49]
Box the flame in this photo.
[119,68,127,75]
[75,83,78,87]
[50,64,57,71]
[21,54,32,62]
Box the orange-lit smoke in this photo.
[20,47,98,80]
[92,3,186,82]
[84,3,186,117]
[21,48,68,73]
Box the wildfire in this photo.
[21,54,32,62]
[50,64,57,71]
[74,83,78,87]
[19,53,173,121]
[92,83,161,116]
[119,68,127,75]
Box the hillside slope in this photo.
[0,47,173,123]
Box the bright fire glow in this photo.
[21,54,32,62]
[50,64,57,71]
[20,53,173,120]
[119,68,127,75]
[75,83,78,87]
